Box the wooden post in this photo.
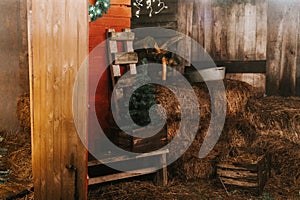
[28,0,88,199]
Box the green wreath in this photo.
[89,0,110,21]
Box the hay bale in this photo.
[245,96,300,144]
[17,94,30,132]
[169,118,257,180]
[156,79,260,124]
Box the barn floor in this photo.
[88,135,300,200]
[0,130,33,200]
[0,129,299,199]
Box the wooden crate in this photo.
[217,150,271,195]
[108,125,167,153]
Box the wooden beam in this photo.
[217,60,266,73]
[190,60,266,73]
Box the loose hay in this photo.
[251,135,300,196]
[0,131,33,199]
[245,96,300,144]
[17,94,31,133]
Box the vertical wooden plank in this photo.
[185,0,193,65]
[254,0,267,93]
[236,3,245,61]
[266,0,285,95]
[243,3,256,61]
[227,3,238,60]
[296,7,300,96]
[211,5,228,60]
[203,0,213,57]
[75,2,89,196]
[30,0,88,199]
[177,0,193,66]
[191,1,204,61]
[241,3,256,86]
[255,0,267,60]
[278,1,298,96]
[45,0,55,198]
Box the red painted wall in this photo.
[89,0,131,145]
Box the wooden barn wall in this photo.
[29,0,88,199]
[89,0,131,148]
[0,0,29,131]
[177,0,267,93]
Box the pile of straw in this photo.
[0,131,33,199]
[245,96,300,144]
[17,93,31,133]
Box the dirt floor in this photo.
[0,130,300,200]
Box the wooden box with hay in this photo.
[217,148,271,195]
[108,125,168,153]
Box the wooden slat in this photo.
[113,52,138,64]
[217,163,257,172]
[220,177,258,188]
[217,169,257,181]
[88,167,157,185]
[88,149,169,166]
[108,31,135,41]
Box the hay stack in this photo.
[245,96,300,144]
[169,118,258,180]
[17,94,30,133]
[155,79,261,124]
[155,79,260,180]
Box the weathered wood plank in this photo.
[203,0,213,56]
[227,3,238,60]
[217,169,257,181]
[244,3,256,60]
[253,0,267,94]
[278,1,298,96]
[296,7,300,96]
[266,0,285,95]
[113,52,138,64]
[88,167,157,185]
[236,3,245,61]
[255,0,267,60]
[220,177,258,187]
[108,31,135,41]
